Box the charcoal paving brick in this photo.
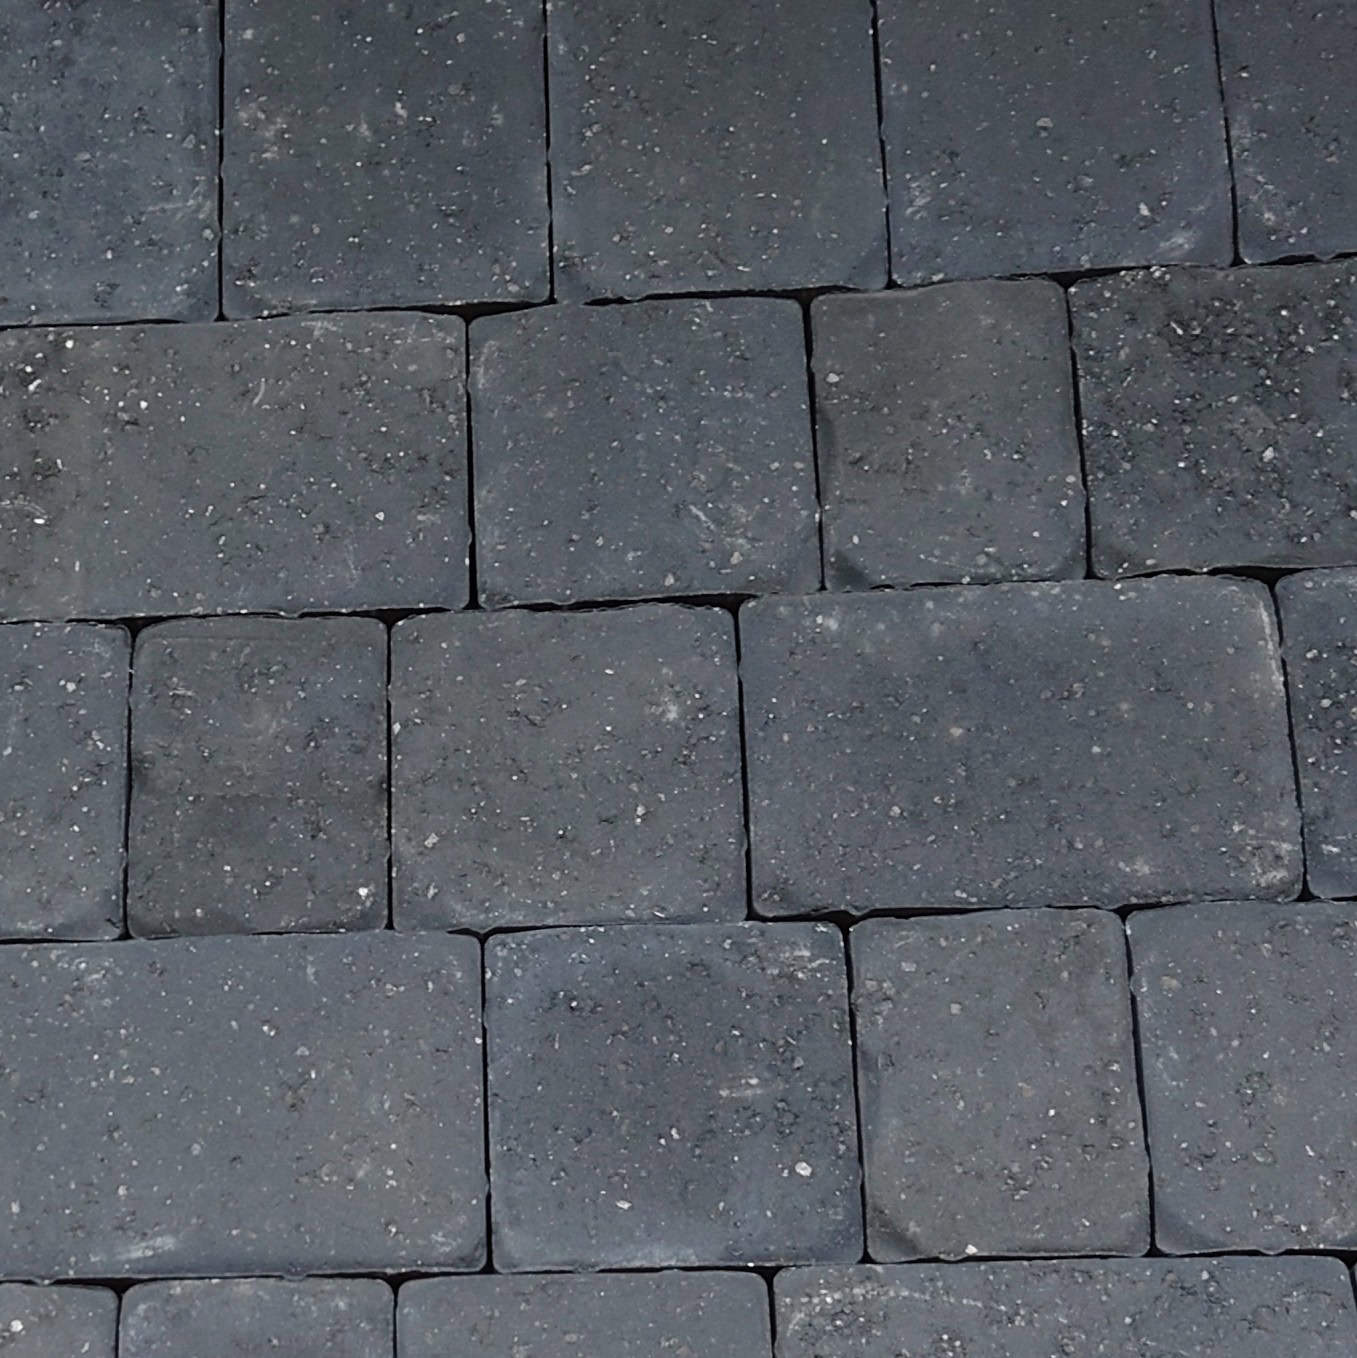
[877,0,1231,284]
[0,1284,117,1356]
[471,300,818,607]
[812,282,1085,588]
[224,0,547,316]
[741,579,1300,914]
[547,0,886,299]
[1073,262,1357,576]
[128,617,387,937]
[0,624,128,941]
[0,315,466,620]
[0,2,217,326]
[485,923,861,1270]
[852,910,1148,1261]
[0,933,483,1278]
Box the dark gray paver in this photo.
[776,1257,1357,1356]
[1130,900,1357,1254]
[812,281,1085,589]
[0,315,466,620]
[398,1271,770,1357]
[471,299,818,607]
[741,579,1300,914]
[128,617,387,937]
[0,2,217,326]
[0,1284,117,1356]
[877,0,1231,284]
[852,910,1148,1261]
[0,933,483,1278]
[0,625,128,941]
[1073,262,1357,577]
[224,0,547,316]
[392,605,744,931]
[485,923,861,1270]
[547,0,886,299]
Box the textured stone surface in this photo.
[877,0,1231,284]
[0,315,467,620]
[812,281,1084,588]
[485,923,861,1269]
[741,579,1301,914]
[852,910,1148,1261]
[0,1,217,325]
[128,617,388,936]
[1072,262,1357,576]
[224,0,547,315]
[547,0,886,298]
[0,625,128,941]
[0,1284,117,1357]
[1131,900,1357,1254]
[0,933,483,1278]
[471,299,818,606]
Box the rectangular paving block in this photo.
[547,0,886,298]
[0,624,128,940]
[471,299,819,606]
[1130,900,1357,1254]
[1073,262,1357,576]
[485,923,861,1270]
[0,932,484,1278]
[812,281,1084,588]
[0,315,467,620]
[741,579,1301,914]
[0,1284,117,1357]
[224,0,547,315]
[0,2,217,325]
[877,0,1231,284]
[852,910,1148,1261]
[128,617,388,936]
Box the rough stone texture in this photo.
[392,606,744,931]
[852,910,1148,1261]
[0,2,217,325]
[398,1272,770,1358]
[1218,0,1357,263]
[1278,570,1357,899]
[0,933,483,1278]
[0,315,467,620]
[1072,262,1357,576]
[128,617,388,937]
[812,281,1085,588]
[0,625,128,941]
[741,578,1301,914]
[485,923,861,1270]
[471,299,819,607]
[877,0,1231,284]
[776,1257,1357,1356]
[0,1284,117,1357]
[224,0,547,315]
[547,0,886,298]
[1130,900,1357,1254]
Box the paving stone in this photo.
[812,282,1085,589]
[1072,262,1357,576]
[741,578,1301,914]
[0,2,217,325]
[0,315,466,620]
[397,1271,770,1357]
[0,1284,117,1357]
[1130,900,1357,1254]
[852,910,1148,1261]
[485,923,861,1270]
[547,0,886,298]
[877,0,1231,284]
[0,932,483,1278]
[775,1256,1357,1356]
[128,617,387,937]
[0,625,128,941]
[223,0,548,315]
[471,299,819,607]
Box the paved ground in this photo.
[1,0,1356,1353]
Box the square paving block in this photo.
[0,1284,117,1357]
